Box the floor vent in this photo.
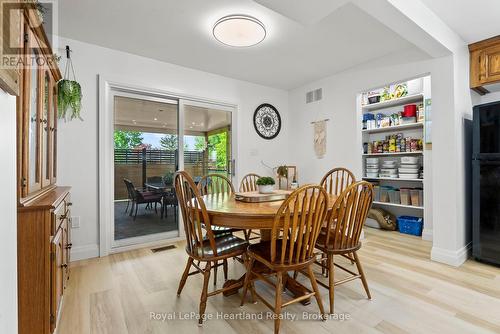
[151,245,176,253]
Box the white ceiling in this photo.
[420,0,500,44]
[58,0,428,89]
[114,96,230,134]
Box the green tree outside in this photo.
[160,134,178,150]
[114,130,143,149]
[208,132,227,168]
[194,136,206,151]
[160,134,189,151]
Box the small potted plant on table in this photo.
[256,177,276,194]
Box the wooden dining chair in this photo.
[197,174,244,284]
[318,167,356,270]
[240,185,328,334]
[239,173,260,192]
[239,173,262,241]
[175,171,248,326]
[313,181,373,314]
[320,167,356,196]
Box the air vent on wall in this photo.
[306,88,322,104]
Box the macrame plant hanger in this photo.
[63,45,77,83]
[58,45,83,120]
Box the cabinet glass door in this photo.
[51,83,58,183]
[27,54,41,193]
[42,70,52,186]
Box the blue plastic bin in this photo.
[397,216,423,236]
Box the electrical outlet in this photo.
[71,216,81,229]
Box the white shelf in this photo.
[363,151,423,157]
[372,201,424,210]
[363,177,423,182]
[362,122,423,134]
[362,94,424,111]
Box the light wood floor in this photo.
[58,228,500,334]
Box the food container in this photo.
[373,186,380,202]
[401,156,419,164]
[389,190,400,204]
[368,95,380,104]
[403,104,417,117]
[401,117,417,124]
[366,158,379,164]
[400,188,411,205]
[366,172,379,178]
[399,173,419,179]
[399,167,419,173]
[410,189,421,206]
[379,188,390,202]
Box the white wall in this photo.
[0,90,18,334]
[288,54,475,266]
[57,37,290,260]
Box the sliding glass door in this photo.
[107,88,237,249]
[113,93,180,246]
[180,100,235,184]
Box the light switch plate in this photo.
[71,216,81,229]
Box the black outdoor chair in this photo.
[123,178,163,221]
[161,189,178,220]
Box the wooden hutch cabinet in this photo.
[469,35,500,94]
[15,5,72,334]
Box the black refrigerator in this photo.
[473,101,500,266]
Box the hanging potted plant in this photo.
[58,46,83,120]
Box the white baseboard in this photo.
[71,244,99,261]
[431,242,471,267]
[422,228,433,241]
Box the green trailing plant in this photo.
[58,79,82,120]
[256,177,275,186]
[58,45,83,121]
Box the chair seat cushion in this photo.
[191,234,248,259]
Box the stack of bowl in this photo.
[366,158,380,178]
[380,160,398,178]
[399,156,421,179]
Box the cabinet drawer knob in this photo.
[67,202,73,206]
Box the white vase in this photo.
[258,185,274,194]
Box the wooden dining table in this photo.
[201,191,338,304]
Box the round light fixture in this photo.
[213,15,266,47]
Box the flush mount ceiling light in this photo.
[213,15,266,47]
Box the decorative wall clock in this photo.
[253,103,281,140]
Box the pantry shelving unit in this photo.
[360,76,431,239]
